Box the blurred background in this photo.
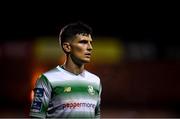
[0,2,180,118]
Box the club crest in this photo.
[88,85,95,95]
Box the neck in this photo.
[62,55,85,75]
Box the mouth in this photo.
[85,53,91,58]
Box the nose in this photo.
[87,42,93,51]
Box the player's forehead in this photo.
[74,34,92,41]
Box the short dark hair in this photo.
[59,21,92,48]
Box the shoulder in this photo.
[43,66,60,77]
[41,66,63,82]
[85,70,101,82]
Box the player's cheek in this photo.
[75,46,84,53]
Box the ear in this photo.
[62,42,71,53]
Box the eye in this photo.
[79,40,88,44]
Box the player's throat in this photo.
[61,64,84,75]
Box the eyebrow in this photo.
[79,38,93,43]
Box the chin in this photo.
[82,59,91,63]
[83,60,91,63]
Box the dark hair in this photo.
[59,21,92,48]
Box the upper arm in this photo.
[29,75,52,118]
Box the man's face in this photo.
[69,34,93,64]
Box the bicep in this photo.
[30,75,52,117]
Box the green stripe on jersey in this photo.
[52,80,99,91]
[52,86,99,100]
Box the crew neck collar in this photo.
[57,65,86,77]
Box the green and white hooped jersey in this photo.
[30,65,102,118]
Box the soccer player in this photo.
[29,21,102,118]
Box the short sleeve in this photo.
[29,74,52,118]
[95,80,102,118]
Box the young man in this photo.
[29,22,102,118]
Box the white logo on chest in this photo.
[87,85,95,95]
